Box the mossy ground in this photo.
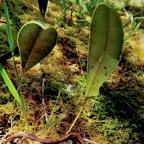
[0,0,144,144]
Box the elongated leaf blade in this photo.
[39,116,62,133]
[38,88,62,134]
[86,4,123,97]
[0,65,23,109]
[17,20,57,73]
[38,0,48,18]
[0,65,27,120]
[4,0,14,54]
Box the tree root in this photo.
[5,132,86,144]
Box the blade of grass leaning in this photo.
[4,0,14,54]
[38,88,62,134]
[4,0,21,90]
[48,88,62,122]
[38,117,62,134]
[0,65,27,121]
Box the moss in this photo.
[0,0,35,56]
[0,1,144,144]
[0,25,9,55]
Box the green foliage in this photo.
[0,25,9,55]
[0,0,30,29]
[38,89,62,133]
[86,3,123,97]
[4,0,14,54]
[84,0,105,15]
[67,3,124,134]
[0,0,32,56]
[123,11,142,41]
[0,65,26,118]
[1,0,28,126]
[17,20,58,73]
[0,0,144,143]
[1,0,59,136]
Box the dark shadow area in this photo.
[100,86,144,143]
[96,55,144,143]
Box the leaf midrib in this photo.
[87,10,110,96]
[24,26,43,71]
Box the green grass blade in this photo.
[38,117,62,134]
[0,65,26,117]
[4,0,14,54]
[38,88,62,133]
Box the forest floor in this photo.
[0,0,144,144]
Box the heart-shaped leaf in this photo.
[86,3,123,97]
[17,20,57,73]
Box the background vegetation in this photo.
[0,0,144,143]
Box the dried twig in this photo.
[5,132,86,144]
